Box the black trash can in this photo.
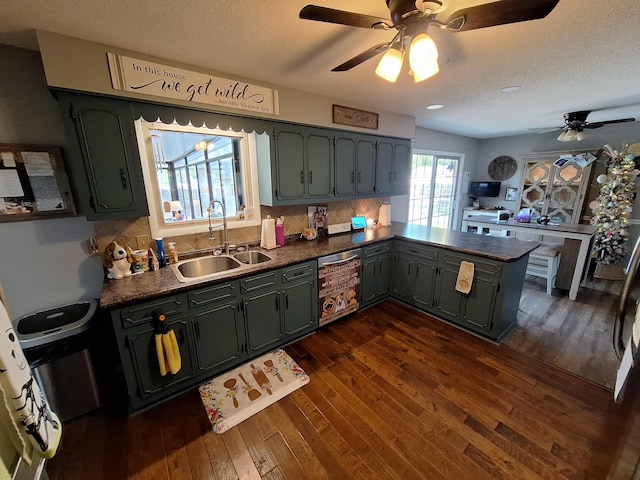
[15,300,102,422]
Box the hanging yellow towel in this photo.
[455,261,474,294]
[154,314,181,376]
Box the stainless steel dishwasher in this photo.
[317,249,361,327]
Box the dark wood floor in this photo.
[46,299,640,480]
[507,275,627,389]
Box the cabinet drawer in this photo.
[440,252,503,277]
[282,261,316,283]
[241,270,281,292]
[395,242,438,262]
[188,281,238,309]
[363,241,391,258]
[119,294,187,328]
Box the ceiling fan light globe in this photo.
[557,131,568,142]
[409,33,439,82]
[564,128,577,142]
[375,47,404,82]
[576,130,588,141]
[412,62,440,82]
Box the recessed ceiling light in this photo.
[426,104,444,110]
[500,86,521,93]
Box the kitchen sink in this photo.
[233,251,273,265]
[171,255,243,282]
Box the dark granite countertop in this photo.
[100,222,538,310]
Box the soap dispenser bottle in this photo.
[167,242,178,264]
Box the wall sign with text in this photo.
[107,53,279,115]
[332,104,379,130]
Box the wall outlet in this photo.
[136,235,149,250]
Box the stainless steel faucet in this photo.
[208,199,229,255]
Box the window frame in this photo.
[135,120,262,239]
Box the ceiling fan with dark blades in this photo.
[549,110,636,142]
[299,0,560,80]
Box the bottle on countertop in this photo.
[155,237,167,268]
[148,248,159,271]
[275,216,285,246]
[167,242,178,264]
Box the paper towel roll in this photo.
[260,216,277,249]
[379,203,391,227]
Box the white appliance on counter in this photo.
[317,249,361,327]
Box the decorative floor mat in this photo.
[198,349,309,434]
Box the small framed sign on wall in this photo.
[332,104,379,130]
[0,144,76,223]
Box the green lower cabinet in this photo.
[391,255,414,301]
[191,300,246,374]
[283,279,316,336]
[244,288,284,355]
[391,241,526,341]
[125,318,195,399]
[433,251,521,339]
[243,261,318,353]
[435,264,499,330]
[110,263,319,413]
[412,259,438,309]
[391,243,438,308]
[361,242,392,307]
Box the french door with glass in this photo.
[408,152,460,229]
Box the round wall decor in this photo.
[488,155,517,180]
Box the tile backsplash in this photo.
[94,198,389,255]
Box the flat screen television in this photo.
[468,181,501,198]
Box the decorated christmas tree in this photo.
[589,144,638,265]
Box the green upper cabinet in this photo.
[307,133,333,198]
[259,124,412,205]
[56,92,149,220]
[334,134,375,197]
[261,126,332,205]
[374,138,411,195]
[274,129,305,200]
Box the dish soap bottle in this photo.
[276,216,285,246]
[167,242,178,264]
[155,238,168,268]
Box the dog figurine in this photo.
[103,241,134,279]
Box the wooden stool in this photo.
[526,244,561,295]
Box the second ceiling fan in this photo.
[554,110,636,142]
[299,0,560,82]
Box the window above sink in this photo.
[135,120,264,238]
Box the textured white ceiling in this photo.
[1,0,640,138]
